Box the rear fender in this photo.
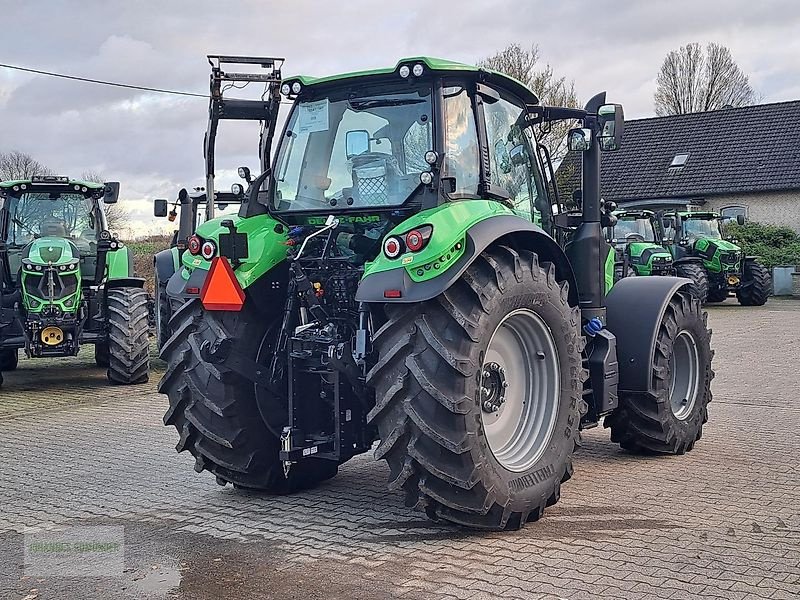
[606,276,691,394]
[154,247,180,285]
[356,211,578,306]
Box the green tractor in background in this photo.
[662,210,770,305]
[159,55,713,530]
[152,186,244,349]
[607,209,708,301]
[0,176,150,386]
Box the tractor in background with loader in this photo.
[159,55,713,530]
[0,177,150,387]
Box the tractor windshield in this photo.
[272,83,433,212]
[610,217,656,242]
[684,217,722,241]
[5,193,98,251]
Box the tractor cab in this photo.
[607,210,674,279]
[0,177,150,385]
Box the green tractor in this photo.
[662,210,770,305]
[152,186,244,348]
[607,209,708,301]
[159,56,714,530]
[0,176,150,387]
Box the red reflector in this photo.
[201,257,245,311]
[187,287,200,295]
[384,289,402,298]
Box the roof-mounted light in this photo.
[412,63,424,77]
[291,81,302,94]
[398,65,410,79]
[280,83,291,96]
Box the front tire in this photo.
[706,285,729,303]
[736,260,771,306]
[0,349,18,371]
[606,293,713,453]
[368,246,583,530]
[106,287,150,384]
[674,262,709,304]
[159,300,338,492]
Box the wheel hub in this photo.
[481,362,508,413]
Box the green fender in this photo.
[178,213,289,289]
[356,200,578,305]
[105,246,134,280]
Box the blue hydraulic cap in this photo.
[583,317,604,337]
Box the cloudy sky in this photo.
[2,0,799,237]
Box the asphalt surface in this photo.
[1,298,799,599]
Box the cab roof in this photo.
[286,56,540,105]
[0,177,104,190]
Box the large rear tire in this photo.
[674,262,709,304]
[736,260,771,306]
[159,299,338,492]
[368,246,583,530]
[606,293,713,453]
[0,349,18,371]
[106,287,150,384]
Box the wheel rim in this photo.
[669,330,700,420]
[480,309,561,473]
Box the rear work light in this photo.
[188,235,202,255]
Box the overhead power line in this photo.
[0,62,209,98]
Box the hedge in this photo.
[726,222,800,270]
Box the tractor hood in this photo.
[23,237,79,266]
[627,241,671,258]
[695,238,740,253]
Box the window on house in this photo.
[720,205,747,220]
[670,153,690,167]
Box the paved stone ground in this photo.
[1,299,798,600]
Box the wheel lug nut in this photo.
[502,381,509,389]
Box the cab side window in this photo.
[483,96,538,220]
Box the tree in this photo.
[654,43,758,116]
[0,151,52,180]
[479,44,581,162]
[81,170,128,234]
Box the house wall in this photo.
[704,190,800,232]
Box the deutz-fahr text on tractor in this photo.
[159,56,714,530]
[0,177,150,387]
[662,210,770,305]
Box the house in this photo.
[557,100,800,231]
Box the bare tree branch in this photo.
[654,43,758,116]
[479,44,580,162]
[0,151,52,180]
[80,170,128,234]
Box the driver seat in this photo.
[41,220,68,238]
[351,154,398,205]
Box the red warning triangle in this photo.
[201,257,245,311]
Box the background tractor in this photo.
[662,210,770,305]
[152,186,244,348]
[607,209,708,301]
[0,177,150,386]
[159,56,714,530]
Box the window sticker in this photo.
[297,99,329,134]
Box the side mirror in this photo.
[345,130,370,158]
[736,214,746,226]
[103,182,120,204]
[567,128,592,152]
[153,199,168,217]
[597,104,624,152]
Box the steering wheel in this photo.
[625,233,645,242]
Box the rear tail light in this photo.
[405,230,425,252]
[200,240,217,260]
[383,236,403,259]
[188,235,202,255]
